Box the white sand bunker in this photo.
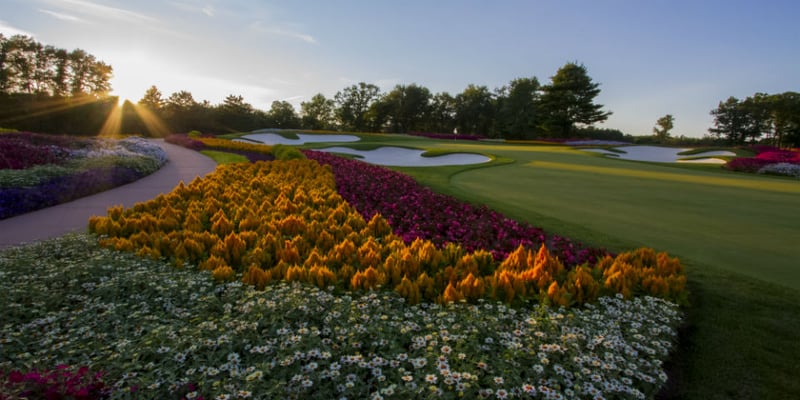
[239,133,360,145]
[320,146,491,167]
[583,146,734,164]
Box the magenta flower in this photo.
[304,150,608,266]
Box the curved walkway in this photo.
[0,140,218,249]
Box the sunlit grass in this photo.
[200,150,249,164]
[528,160,800,194]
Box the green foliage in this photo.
[268,100,301,129]
[271,144,306,160]
[0,164,71,188]
[378,84,432,133]
[300,93,336,130]
[709,92,800,147]
[539,62,611,136]
[0,34,112,97]
[200,150,249,164]
[653,114,674,140]
[495,77,542,139]
[454,84,495,136]
[74,155,162,175]
[334,82,382,132]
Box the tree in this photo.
[0,35,111,98]
[0,34,8,93]
[269,100,300,129]
[300,93,336,130]
[425,92,457,133]
[653,114,674,140]
[454,84,495,136]
[50,47,70,97]
[769,92,800,148]
[495,77,542,139]
[708,96,764,145]
[380,83,432,133]
[539,62,611,137]
[334,82,381,132]
[138,85,164,111]
[216,94,258,131]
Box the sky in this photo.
[1,0,798,137]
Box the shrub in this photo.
[272,144,306,160]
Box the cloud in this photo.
[280,95,305,102]
[250,21,317,44]
[43,0,157,24]
[0,20,34,37]
[168,1,215,17]
[38,9,86,23]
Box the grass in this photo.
[199,150,249,164]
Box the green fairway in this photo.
[316,134,800,399]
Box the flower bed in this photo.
[165,134,275,162]
[0,135,168,219]
[89,159,686,307]
[0,365,107,399]
[725,146,800,176]
[0,234,682,399]
[304,150,607,266]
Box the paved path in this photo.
[0,140,218,249]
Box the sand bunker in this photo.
[320,146,491,167]
[583,146,735,163]
[239,133,360,145]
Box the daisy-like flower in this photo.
[425,374,437,384]
[440,345,452,354]
[493,376,504,385]
[522,383,536,394]
[411,358,427,369]
[496,389,509,399]
[237,390,252,398]
[246,371,263,381]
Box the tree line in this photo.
[707,92,800,147]
[3,35,798,147]
[125,62,614,139]
[0,34,115,135]
[0,34,112,96]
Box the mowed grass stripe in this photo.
[529,160,800,194]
